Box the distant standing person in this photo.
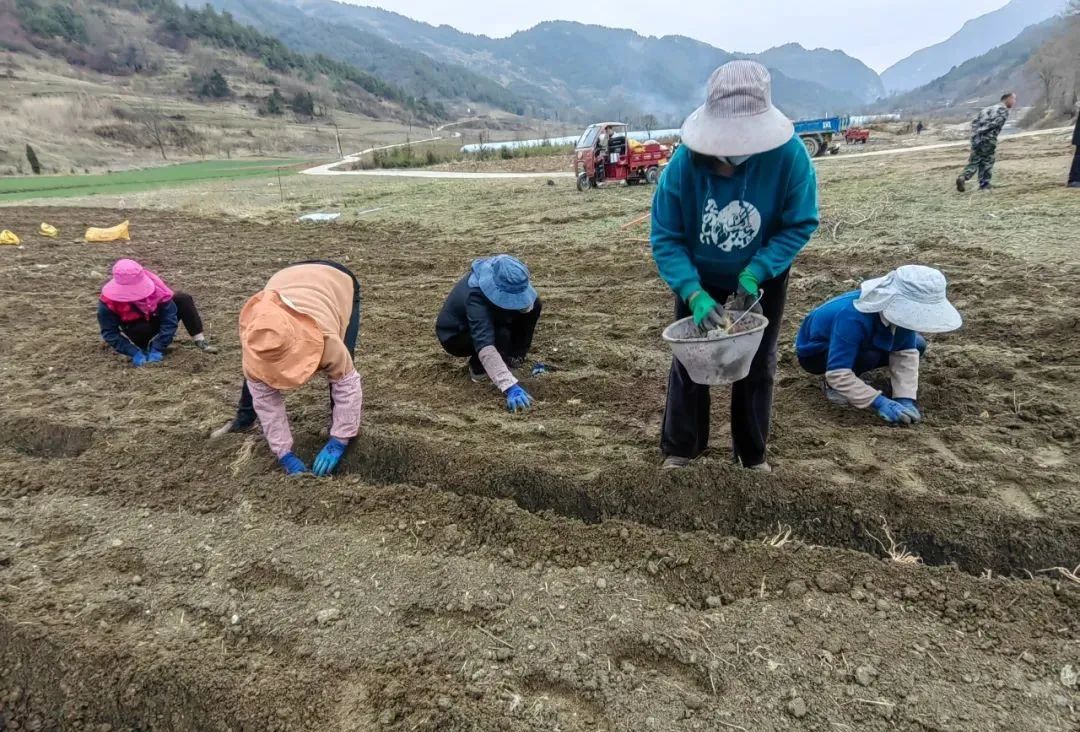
[1069,107,1080,189]
[956,92,1016,192]
[916,121,925,136]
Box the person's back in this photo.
[971,102,1009,144]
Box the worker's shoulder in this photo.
[760,135,812,166]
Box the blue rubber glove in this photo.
[131,351,148,367]
[279,452,310,476]
[894,398,923,423]
[147,349,164,364]
[312,438,348,477]
[872,395,918,426]
[505,384,534,413]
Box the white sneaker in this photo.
[746,461,773,474]
[662,456,691,470]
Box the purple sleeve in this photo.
[247,379,294,458]
[329,369,363,442]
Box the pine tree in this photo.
[263,88,286,116]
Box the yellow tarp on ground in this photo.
[39,223,58,238]
[85,220,130,242]
[0,230,20,246]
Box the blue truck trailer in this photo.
[794,115,850,157]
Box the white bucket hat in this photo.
[854,265,962,333]
[680,60,795,157]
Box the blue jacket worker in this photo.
[437,255,541,413]
[651,60,820,472]
[795,265,962,425]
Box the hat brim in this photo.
[239,292,324,390]
[680,104,795,157]
[475,266,537,311]
[882,299,963,334]
[102,274,155,303]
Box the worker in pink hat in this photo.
[210,260,362,477]
[97,258,216,366]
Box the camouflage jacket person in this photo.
[971,103,1009,146]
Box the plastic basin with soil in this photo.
[662,312,768,385]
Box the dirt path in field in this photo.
[299,126,1074,179]
[0,206,1076,731]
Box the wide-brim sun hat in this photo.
[469,255,537,311]
[102,258,155,302]
[239,291,324,390]
[681,60,795,157]
[854,265,963,334]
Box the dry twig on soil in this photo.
[1036,564,1080,584]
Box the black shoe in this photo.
[1069,182,1080,189]
[956,176,966,193]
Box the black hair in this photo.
[1001,92,1015,101]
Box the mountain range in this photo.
[881,0,1067,94]
[187,0,884,121]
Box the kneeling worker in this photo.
[437,255,540,413]
[795,265,961,425]
[212,261,362,476]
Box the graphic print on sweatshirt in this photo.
[699,199,762,252]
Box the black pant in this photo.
[440,299,542,374]
[122,292,203,348]
[661,271,789,467]
[797,335,927,377]
[1070,150,1080,185]
[235,261,361,427]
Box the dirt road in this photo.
[301,126,1073,179]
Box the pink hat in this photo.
[102,259,155,302]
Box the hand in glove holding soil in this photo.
[146,349,164,364]
[689,290,726,331]
[131,351,148,367]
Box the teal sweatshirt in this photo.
[650,136,819,300]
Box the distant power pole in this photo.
[330,121,343,159]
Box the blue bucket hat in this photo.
[468,255,537,311]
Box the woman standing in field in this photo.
[650,61,820,472]
[98,258,216,366]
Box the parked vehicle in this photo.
[793,116,852,157]
[844,127,871,144]
[574,122,673,191]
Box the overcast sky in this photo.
[358,0,1011,72]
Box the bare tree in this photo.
[137,107,169,160]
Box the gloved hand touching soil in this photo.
[131,351,148,367]
[894,398,922,423]
[872,395,920,425]
[312,438,348,477]
[279,452,310,476]
[146,349,164,364]
[505,384,534,413]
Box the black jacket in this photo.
[436,274,519,350]
[1073,115,1080,147]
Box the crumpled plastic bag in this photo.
[0,230,20,246]
[85,220,130,242]
[39,223,58,238]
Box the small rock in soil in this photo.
[1020,651,1036,665]
[787,697,808,718]
[785,580,808,598]
[705,595,724,608]
[315,608,341,625]
[683,694,705,711]
[822,637,844,654]
[595,578,607,590]
[495,648,514,662]
[815,571,850,594]
[855,665,877,687]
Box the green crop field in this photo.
[0,160,311,203]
